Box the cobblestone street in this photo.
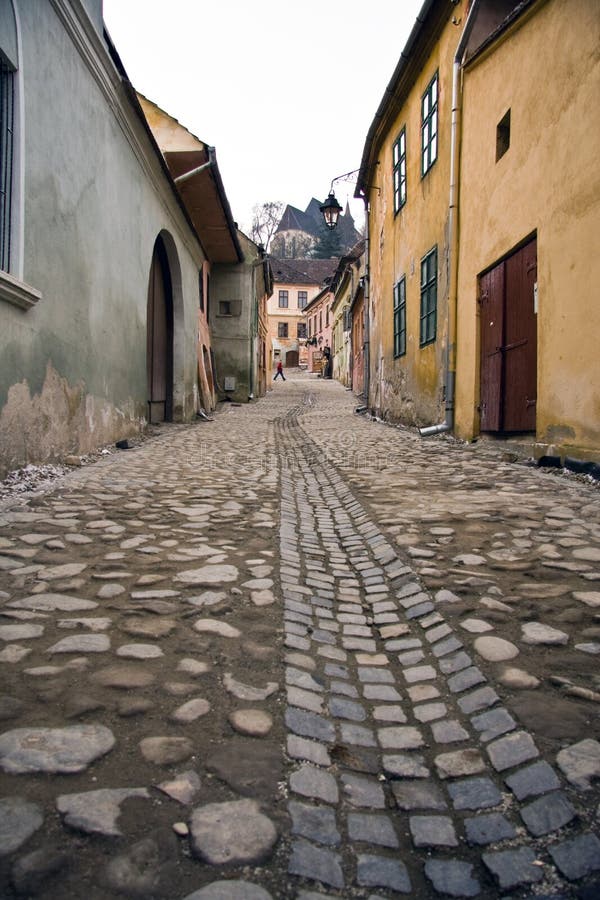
[1,371,599,899]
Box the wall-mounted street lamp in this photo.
[319,192,343,230]
[319,168,361,230]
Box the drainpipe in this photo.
[419,0,479,438]
[173,158,212,185]
[363,196,371,405]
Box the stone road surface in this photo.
[1,371,599,899]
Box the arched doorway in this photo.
[286,349,299,368]
[147,236,173,423]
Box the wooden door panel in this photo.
[479,265,505,431]
[503,238,537,431]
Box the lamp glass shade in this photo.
[319,192,343,230]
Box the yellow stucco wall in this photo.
[368,2,468,426]
[455,0,600,457]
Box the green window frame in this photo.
[421,71,438,177]
[393,127,407,212]
[420,247,437,346]
[393,277,406,357]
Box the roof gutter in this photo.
[419,0,480,438]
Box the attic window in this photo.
[496,109,511,161]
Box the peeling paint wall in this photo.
[0,1,206,478]
[367,2,467,427]
[455,0,600,459]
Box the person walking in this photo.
[273,360,286,381]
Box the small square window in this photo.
[496,109,511,161]
[219,300,232,316]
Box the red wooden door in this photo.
[479,237,537,433]
[147,239,173,424]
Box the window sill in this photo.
[0,270,42,310]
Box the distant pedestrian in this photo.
[273,360,286,381]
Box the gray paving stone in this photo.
[386,638,422,651]
[391,780,447,811]
[330,680,359,698]
[424,859,480,897]
[482,847,544,889]
[329,697,366,721]
[356,854,411,893]
[340,724,377,747]
[397,650,425,666]
[457,686,499,714]
[290,764,339,804]
[378,726,424,751]
[434,749,486,779]
[182,882,273,900]
[504,760,561,800]
[289,800,341,846]
[382,753,429,778]
[414,702,447,723]
[406,602,435,619]
[426,623,452,643]
[56,787,150,836]
[373,705,407,723]
[487,731,539,772]
[285,708,335,743]
[431,720,469,744]
[464,812,516,845]
[0,725,115,774]
[341,774,385,808]
[549,833,600,880]
[403,665,437,684]
[520,791,576,836]
[324,664,348,679]
[556,738,600,790]
[431,636,464,657]
[471,707,516,743]
[0,796,44,854]
[287,736,331,767]
[288,838,344,889]
[362,684,402,701]
[347,813,399,848]
[448,667,486,694]
[439,651,472,674]
[189,799,277,865]
[447,776,502,810]
[357,667,394,684]
[409,815,458,848]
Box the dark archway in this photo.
[146,236,174,423]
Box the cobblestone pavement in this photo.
[1,371,599,899]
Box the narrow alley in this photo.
[1,372,599,899]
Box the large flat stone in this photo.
[0,725,115,773]
[190,799,277,865]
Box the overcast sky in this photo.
[103,0,424,234]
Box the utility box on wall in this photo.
[224,377,236,391]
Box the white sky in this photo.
[103,0,425,234]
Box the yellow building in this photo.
[267,259,339,370]
[454,0,600,460]
[356,0,469,426]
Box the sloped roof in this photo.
[270,257,340,286]
[137,94,243,263]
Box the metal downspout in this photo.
[363,197,371,405]
[419,0,479,438]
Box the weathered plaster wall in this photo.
[455,0,600,458]
[0,1,205,476]
[368,2,467,427]
[210,261,253,403]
